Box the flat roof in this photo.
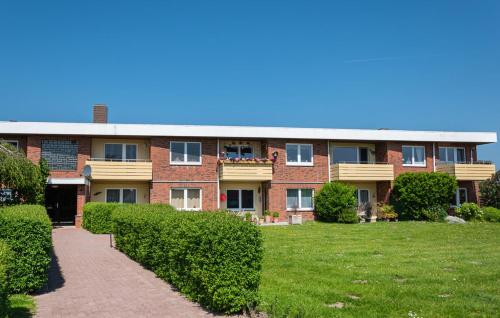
[0,121,497,144]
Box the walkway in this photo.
[35,227,220,318]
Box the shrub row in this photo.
[112,205,263,314]
[0,241,11,318]
[0,205,52,293]
[483,206,500,222]
[82,202,122,234]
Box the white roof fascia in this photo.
[0,121,497,144]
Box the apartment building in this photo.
[0,105,497,226]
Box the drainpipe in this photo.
[432,143,436,172]
[216,138,220,209]
[327,141,331,182]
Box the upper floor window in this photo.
[286,144,313,166]
[104,144,137,162]
[3,140,19,150]
[171,188,201,211]
[402,145,426,167]
[439,147,466,163]
[224,145,254,159]
[170,142,201,165]
[332,146,369,164]
[41,140,78,170]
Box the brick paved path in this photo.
[35,227,220,318]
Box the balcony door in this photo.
[333,146,369,164]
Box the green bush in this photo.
[0,205,52,293]
[314,182,358,223]
[391,172,457,220]
[0,241,11,318]
[483,206,500,222]
[480,170,500,208]
[82,202,123,234]
[455,203,483,221]
[112,205,263,314]
[421,206,448,222]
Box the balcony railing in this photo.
[332,162,394,181]
[436,161,495,181]
[84,158,152,181]
[218,158,273,181]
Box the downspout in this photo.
[216,138,220,209]
[432,142,436,172]
[327,141,331,182]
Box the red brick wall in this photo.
[26,135,91,178]
[150,137,218,209]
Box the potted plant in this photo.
[258,217,264,225]
[272,211,280,223]
[264,210,272,223]
[377,203,398,222]
[244,212,253,222]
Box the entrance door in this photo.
[45,185,77,225]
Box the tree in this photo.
[391,172,457,220]
[0,142,48,205]
[314,182,358,223]
[480,170,500,208]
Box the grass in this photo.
[7,294,35,318]
[259,221,500,318]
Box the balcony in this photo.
[84,159,153,181]
[436,162,496,181]
[219,159,273,181]
[332,163,394,181]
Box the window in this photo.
[170,188,201,210]
[356,189,370,205]
[332,146,369,164]
[170,142,201,164]
[104,144,137,162]
[286,144,313,165]
[452,188,468,207]
[3,140,19,150]
[439,147,466,163]
[224,145,254,159]
[286,189,314,210]
[0,189,13,203]
[402,145,426,166]
[106,188,136,203]
[226,189,254,210]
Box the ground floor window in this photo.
[286,189,313,210]
[226,189,254,211]
[0,188,13,203]
[452,188,468,206]
[170,188,201,210]
[356,189,370,205]
[106,188,137,204]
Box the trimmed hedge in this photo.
[483,207,500,222]
[314,182,358,223]
[0,241,11,318]
[82,202,122,234]
[112,205,263,314]
[391,172,457,220]
[0,205,52,293]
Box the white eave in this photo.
[0,121,497,144]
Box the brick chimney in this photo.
[93,104,108,123]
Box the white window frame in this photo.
[170,188,202,211]
[170,141,202,165]
[105,188,137,203]
[452,188,468,207]
[286,143,314,166]
[104,143,138,162]
[332,146,370,164]
[286,188,314,211]
[402,145,426,167]
[3,140,19,150]
[439,147,466,163]
[224,145,254,159]
[226,189,255,211]
[356,189,370,205]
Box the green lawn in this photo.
[259,222,500,318]
[8,295,35,318]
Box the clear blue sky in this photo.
[1,1,499,162]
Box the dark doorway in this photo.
[45,185,77,225]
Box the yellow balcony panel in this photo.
[219,160,273,181]
[85,160,152,181]
[436,163,496,181]
[332,163,394,181]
